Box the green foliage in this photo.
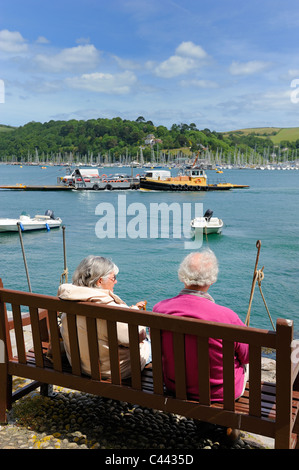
[0,118,298,163]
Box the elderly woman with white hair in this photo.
[153,249,249,403]
[58,255,151,379]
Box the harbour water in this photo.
[0,164,298,336]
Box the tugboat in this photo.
[139,168,249,191]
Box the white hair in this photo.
[178,250,219,287]
[72,255,119,288]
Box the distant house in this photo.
[144,134,163,146]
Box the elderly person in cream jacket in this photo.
[57,255,151,379]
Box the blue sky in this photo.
[1,0,299,131]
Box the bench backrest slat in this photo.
[222,340,236,411]
[197,336,211,405]
[65,313,81,376]
[173,332,187,400]
[47,310,63,372]
[106,320,121,384]
[249,344,262,416]
[86,317,101,380]
[128,324,142,390]
[29,307,44,368]
[11,304,26,364]
[150,328,164,395]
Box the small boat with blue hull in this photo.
[0,210,62,232]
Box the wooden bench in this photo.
[1,281,299,449]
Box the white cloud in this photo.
[76,37,91,45]
[180,79,219,88]
[34,44,100,73]
[218,89,294,117]
[36,36,50,44]
[112,55,141,70]
[287,69,299,78]
[259,89,293,108]
[229,60,271,76]
[155,56,197,78]
[65,70,137,94]
[0,29,28,53]
[154,41,208,78]
[28,79,64,94]
[144,60,156,70]
[175,41,207,59]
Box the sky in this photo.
[1,0,299,131]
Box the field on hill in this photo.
[223,127,299,144]
[270,128,299,144]
[0,125,15,133]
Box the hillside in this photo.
[0,118,298,163]
[222,127,299,144]
[270,128,299,144]
[0,124,16,133]
[0,118,234,161]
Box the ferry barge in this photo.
[60,168,139,190]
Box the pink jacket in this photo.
[153,293,249,402]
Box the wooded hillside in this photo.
[0,117,298,162]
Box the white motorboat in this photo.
[191,209,223,234]
[0,210,62,232]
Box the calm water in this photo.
[0,164,298,336]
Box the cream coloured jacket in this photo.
[57,283,150,379]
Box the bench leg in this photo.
[40,384,56,397]
[226,428,241,442]
[0,366,12,424]
[194,420,241,444]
